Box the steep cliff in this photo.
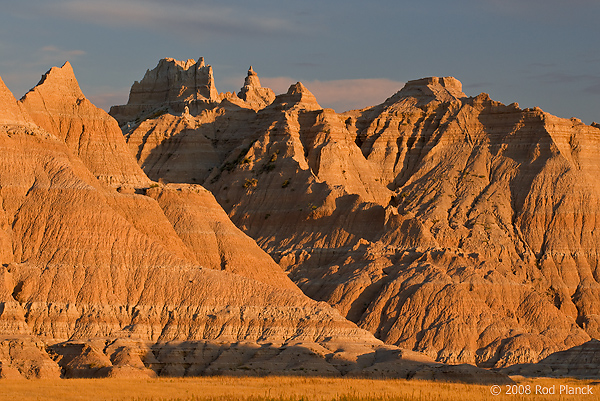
[0,63,479,380]
[20,62,150,187]
[109,57,220,125]
[115,58,600,369]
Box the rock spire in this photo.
[244,66,261,87]
[237,65,275,109]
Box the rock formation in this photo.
[20,62,150,187]
[0,77,34,127]
[114,57,600,372]
[237,66,276,109]
[0,62,496,381]
[109,57,219,125]
[502,339,600,378]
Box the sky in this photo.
[1,0,599,123]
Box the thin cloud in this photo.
[86,87,130,112]
[530,71,600,97]
[218,74,246,93]
[463,82,493,90]
[262,77,404,112]
[292,62,322,68]
[481,0,599,20]
[44,0,304,37]
[260,76,298,96]
[41,45,85,55]
[527,62,556,69]
[0,45,86,97]
[39,45,86,65]
[584,83,600,95]
[534,71,599,85]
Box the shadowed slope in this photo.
[0,63,485,381]
[114,59,600,370]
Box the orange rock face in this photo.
[20,62,150,187]
[115,58,600,369]
[0,62,474,380]
[109,57,220,124]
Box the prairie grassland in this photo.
[0,376,599,401]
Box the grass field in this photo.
[1,376,599,401]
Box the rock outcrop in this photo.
[109,57,219,125]
[20,62,150,187]
[0,62,491,381]
[502,339,600,378]
[115,58,600,372]
[237,66,276,109]
[0,77,34,127]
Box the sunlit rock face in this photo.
[0,62,481,380]
[117,58,600,369]
[238,66,276,109]
[109,57,219,125]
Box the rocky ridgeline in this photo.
[109,57,218,124]
[110,58,275,128]
[112,57,600,375]
[0,62,509,381]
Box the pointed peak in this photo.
[0,75,15,100]
[60,61,74,72]
[269,82,321,111]
[243,66,261,88]
[0,75,34,125]
[46,61,77,80]
[237,66,275,108]
[287,82,311,95]
[28,61,84,99]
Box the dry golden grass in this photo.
[1,376,599,401]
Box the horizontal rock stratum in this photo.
[112,57,600,375]
[0,61,513,382]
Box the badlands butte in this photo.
[0,56,598,381]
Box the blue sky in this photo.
[1,0,599,123]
